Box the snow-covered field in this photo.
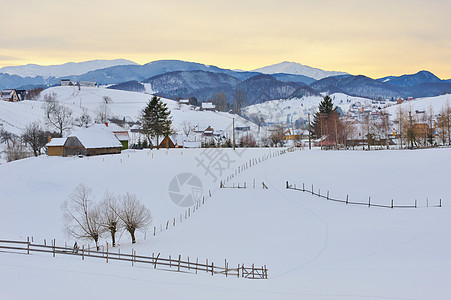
[1,147,451,299]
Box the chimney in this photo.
[48,136,52,143]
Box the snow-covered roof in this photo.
[93,122,127,132]
[69,127,122,149]
[202,102,215,109]
[47,138,66,146]
[114,132,130,141]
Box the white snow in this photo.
[1,147,451,299]
[252,61,348,80]
[0,59,137,79]
[243,93,372,124]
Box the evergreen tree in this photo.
[140,96,172,149]
[310,95,336,139]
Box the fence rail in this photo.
[286,181,443,209]
[0,239,268,279]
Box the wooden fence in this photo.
[0,239,268,279]
[219,147,295,189]
[286,181,443,209]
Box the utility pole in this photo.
[233,118,236,150]
[308,113,311,150]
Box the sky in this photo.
[1,0,450,79]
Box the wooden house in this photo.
[47,127,122,157]
[201,102,215,111]
[1,89,20,102]
[47,138,66,156]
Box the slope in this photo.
[1,148,451,299]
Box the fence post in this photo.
[211,262,214,276]
[327,191,329,200]
[27,237,30,255]
[286,181,289,189]
[82,245,84,260]
[196,257,198,274]
[225,259,228,277]
[302,183,305,192]
[415,199,417,208]
[346,195,349,204]
[311,185,314,195]
[391,199,394,209]
[131,249,134,266]
[440,199,442,207]
[265,265,268,279]
[53,239,56,257]
[252,263,255,279]
[106,242,109,263]
[237,264,240,278]
[154,253,160,269]
[368,196,371,207]
[176,255,180,272]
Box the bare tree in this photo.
[3,134,28,162]
[74,107,92,128]
[102,96,113,104]
[232,89,247,115]
[22,121,48,156]
[95,103,111,124]
[212,92,228,112]
[115,193,151,244]
[181,121,193,138]
[62,184,103,250]
[44,95,73,137]
[269,125,285,147]
[99,192,122,247]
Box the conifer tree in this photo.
[140,96,172,149]
[310,95,336,139]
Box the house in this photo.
[1,89,25,102]
[80,81,97,87]
[47,138,66,156]
[201,102,215,111]
[47,127,123,157]
[203,126,214,136]
[98,123,130,150]
[60,79,77,86]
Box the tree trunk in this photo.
[111,230,116,247]
[129,229,136,244]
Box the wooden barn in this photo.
[47,138,66,156]
[47,127,122,157]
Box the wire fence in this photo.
[286,181,443,209]
[0,239,268,279]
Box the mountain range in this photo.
[1,59,450,103]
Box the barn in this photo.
[47,127,123,157]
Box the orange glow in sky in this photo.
[1,0,450,79]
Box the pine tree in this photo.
[140,96,172,149]
[310,95,336,139]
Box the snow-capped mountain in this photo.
[0,59,137,79]
[252,61,348,80]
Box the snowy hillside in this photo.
[252,61,348,80]
[243,93,372,124]
[385,94,451,117]
[0,59,137,79]
[1,148,451,299]
[0,86,257,139]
